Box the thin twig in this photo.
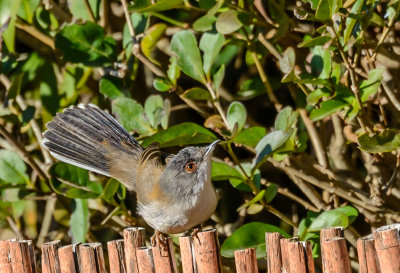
[36,194,57,247]
[120,0,166,77]
[299,109,328,168]
[251,51,282,111]
[0,123,48,184]
[206,83,229,129]
[6,216,25,239]
[15,20,55,49]
[83,0,97,22]
[268,158,382,212]
[16,95,52,165]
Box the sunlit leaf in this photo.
[309,100,347,121]
[141,122,217,148]
[0,149,29,185]
[221,222,290,258]
[359,68,383,102]
[55,22,117,66]
[227,101,247,132]
[199,32,225,75]
[358,129,400,153]
[182,87,212,100]
[112,98,153,135]
[141,23,167,65]
[170,30,206,84]
[70,199,89,243]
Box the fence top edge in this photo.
[375,223,400,232]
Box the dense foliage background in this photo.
[1,0,400,270]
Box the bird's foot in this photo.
[151,230,168,249]
[191,226,201,240]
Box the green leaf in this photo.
[307,88,331,105]
[50,162,89,186]
[49,162,103,199]
[315,0,331,21]
[311,46,331,79]
[182,87,212,100]
[221,222,290,258]
[211,161,244,181]
[141,23,167,65]
[112,98,153,135]
[233,126,267,148]
[99,76,126,100]
[275,106,297,132]
[199,32,225,75]
[298,36,331,48]
[237,78,265,100]
[309,100,347,121]
[40,63,59,116]
[144,95,164,128]
[193,15,216,32]
[358,129,400,153]
[343,0,364,43]
[141,122,217,148]
[167,56,180,85]
[17,0,40,23]
[170,30,206,84]
[7,73,24,99]
[153,77,173,92]
[1,0,21,52]
[70,199,89,243]
[55,22,117,66]
[265,183,278,203]
[279,47,296,82]
[213,65,225,92]
[130,0,183,12]
[216,10,245,34]
[227,101,247,132]
[308,210,349,232]
[0,149,29,185]
[101,178,120,204]
[253,130,292,168]
[359,68,383,102]
[335,206,358,224]
[68,0,99,21]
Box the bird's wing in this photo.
[135,143,171,205]
[43,104,143,190]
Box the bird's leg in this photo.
[151,230,168,248]
[190,224,202,239]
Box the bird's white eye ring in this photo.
[185,161,197,173]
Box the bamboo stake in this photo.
[124,227,146,273]
[107,239,126,273]
[374,224,400,273]
[192,229,222,273]
[234,248,258,273]
[41,240,61,273]
[58,244,80,273]
[321,237,351,273]
[136,247,156,273]
[179,236,195,273]
[0,240,12,273]
[151,236,177,273]
[79,243,106,273]
[357,235,380,273]
[265,232,283,273]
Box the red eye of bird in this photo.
[185,161,197,173]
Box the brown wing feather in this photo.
[134,143,168,204]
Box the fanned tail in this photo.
[42,104,143,189]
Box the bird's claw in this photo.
[151,230,168,249]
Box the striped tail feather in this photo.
[42,104,143,189]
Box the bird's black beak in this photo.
[204,140,220,158]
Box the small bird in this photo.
[42,104,218,243]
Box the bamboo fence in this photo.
[0,223,399,273]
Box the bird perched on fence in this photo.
[42,104,219,244]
